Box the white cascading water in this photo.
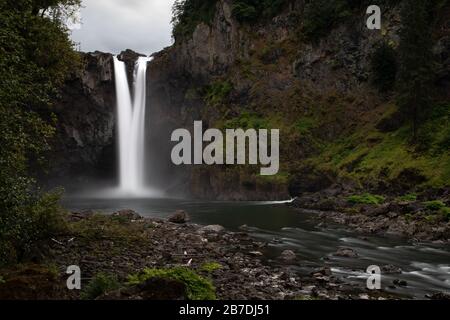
[113,56,151,196]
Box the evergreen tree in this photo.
[397,0,435,142]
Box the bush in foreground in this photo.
[128,267,216,300]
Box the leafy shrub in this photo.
[204,80,233,106]
[347,193,385,205]
[0,190,67,266]
[128,267,216,300]
[423,200,446,211]
[371,42,398,93]
[81,273,120,300]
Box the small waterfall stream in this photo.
[113,56,152,196]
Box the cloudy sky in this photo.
[70,0,176,55]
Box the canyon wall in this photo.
[48,0,450,198]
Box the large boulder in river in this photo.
[168,210,189,224]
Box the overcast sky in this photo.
[70,0,176,55]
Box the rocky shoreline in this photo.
[0,209,414,300]
[291,189,450,244]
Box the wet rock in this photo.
[168,210,189,224]
[113,209,142,220]
[393,279,408,287]
[200,225,225,233]
[381,265,402,274]
[280,250,297,261]
[334,247,359,258]
[312,267,332,277]
[427,292,450,300]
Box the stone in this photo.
[200,225,225,233]
[381,265,402,274]
[393,279,408,287]
[334,247,359,258]
[168,210,189,224]
[280,250,297,261]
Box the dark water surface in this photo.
[63,196,450,299]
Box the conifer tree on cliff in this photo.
[397,0,435,143]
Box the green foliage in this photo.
[296,118,316,135]
[439,207,450,221]
[347,193,385,205]
[370,42,398,93]
[128,267,216,300]
[231,0,290,23]
[0,0,78,266]
[224,112,270,130]
[200,262,222,273]
[0,190,67,265]
[232,2,258,21]
[423,200,446,211]
[396,193,417,202]
[204,80,233,106]
[81,273,120,300]
[172,0,218,41]
[171,0,290,40]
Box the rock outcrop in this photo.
[45,51,117,190]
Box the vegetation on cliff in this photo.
[170,0,449,195]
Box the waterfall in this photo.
[113,56,151,195]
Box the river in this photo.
[63,196,450,299]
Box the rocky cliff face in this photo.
[45,52,117,190]
[146,0,450,199]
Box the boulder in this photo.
[280,250,297,261]
[168,210,189,224]
[334,247,359,258]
